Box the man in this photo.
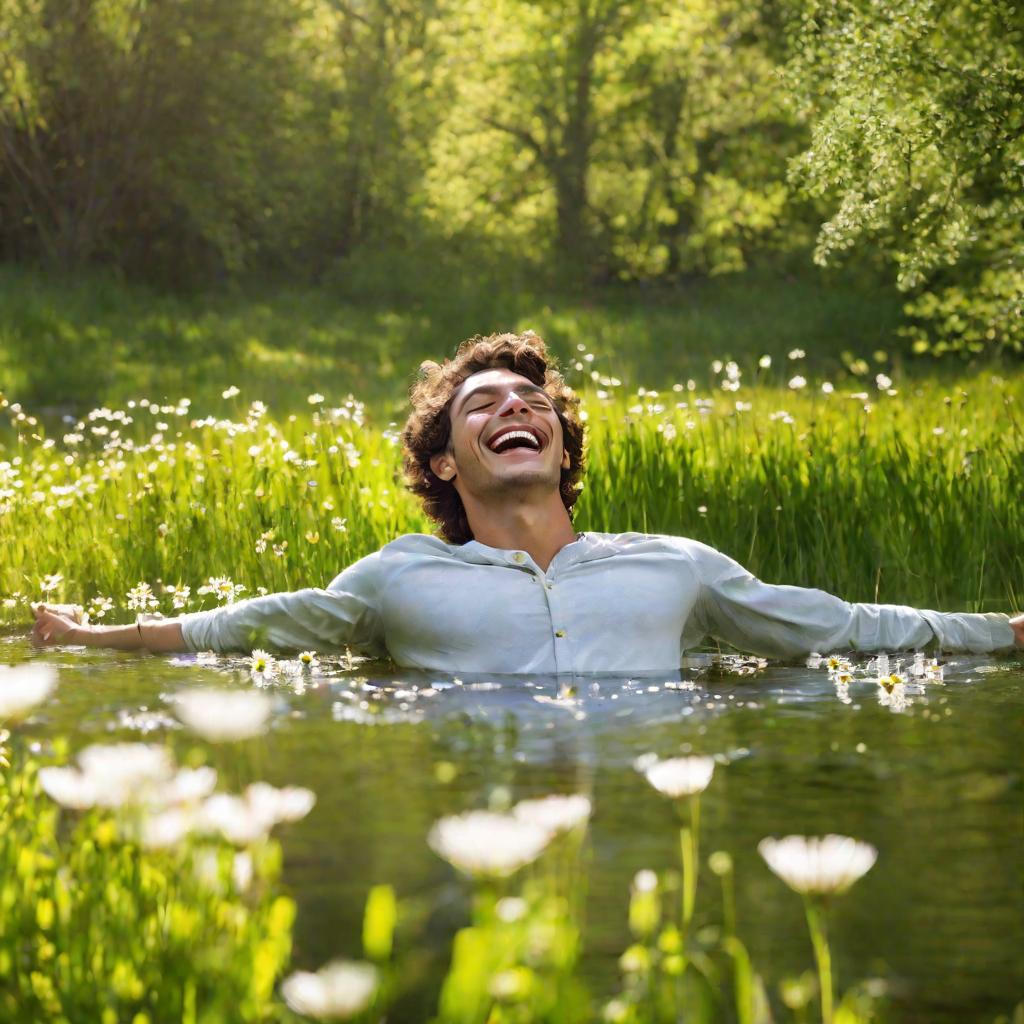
[31,332,1024,672]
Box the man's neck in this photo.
[463,494,578,572]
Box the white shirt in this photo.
[179,532,1014,673]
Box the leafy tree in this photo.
[785,0,1024,355]
[0,0,309,278]
[425,0,794,279]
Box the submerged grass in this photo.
[2,368,1022,625]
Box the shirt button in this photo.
[511,552,526,563]
[545,582,553,590]
[554,629,566,638]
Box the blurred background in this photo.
[0,0,1020,412]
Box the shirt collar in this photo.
[455,532,620,570]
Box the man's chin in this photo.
[488,465,562,492]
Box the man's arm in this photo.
[31,604,186,652]
[1011,615,1024,648]
[28,552,386,656]
[683,541,1023,657]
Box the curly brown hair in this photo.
[401,331,587,545]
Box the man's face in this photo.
[430,368,570,500]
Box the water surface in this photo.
[4,633,1021,1023]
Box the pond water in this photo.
[3,632,1022,1023]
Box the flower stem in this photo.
[679,795,700,934]
[803,896,833,1024]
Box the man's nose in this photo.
[497,390,531,416]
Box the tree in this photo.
[785,0,1024,355]
[425,0,794,279]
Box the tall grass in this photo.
[2,370,1021,627]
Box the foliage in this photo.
[425,0,796,278]
[0,0,1020,356]
[0,749,296,1023]
[784,0,1024,356]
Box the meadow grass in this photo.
[2,366,1021,628]
[0,262,910,415]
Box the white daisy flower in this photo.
[281,961,379,1021]
[0,663,57,720]
[173,688,272,742]
[428,810,552,878]
[643,755,716,798]
[758,834,877,895]
[513,794,591,833]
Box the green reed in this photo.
[2,371,1022,625]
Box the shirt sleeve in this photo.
[178,553,386,655]
[683,541,1014,657]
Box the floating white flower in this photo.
[758,834,877,895]
[428,810,552,878]
[513,794,591,833]
[281,960,379,1021]
[249,649,276,676]
[298,650,319,671]
[173,688,272,742]
[0,663,57,720]
[643,756,715,798]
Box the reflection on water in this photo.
[3,630,1022,1022]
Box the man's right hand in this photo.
[31,604,85,646]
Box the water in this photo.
[4,633,1022,1022]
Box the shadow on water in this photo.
[3,630,1022,1023]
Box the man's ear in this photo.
[561,447,571,470]
[430,452,456,481]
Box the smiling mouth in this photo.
[487,428,544,455]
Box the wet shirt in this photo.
[179,532,1015,673]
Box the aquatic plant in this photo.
[759,835,878,1024]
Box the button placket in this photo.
[539,572,571,672]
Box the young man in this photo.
[31,332,1024,673]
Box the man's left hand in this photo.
[1010,614,1024,648]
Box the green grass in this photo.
[2,262,1021,623]
[0,262,911,417]
[2,369,1021,626]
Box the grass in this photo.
[1,367,1022,627]
[0,262,910,417]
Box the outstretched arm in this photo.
[28,552,385,657]
[684,542,1022,657]
[32,604,186,652]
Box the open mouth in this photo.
[487,427,544,455]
